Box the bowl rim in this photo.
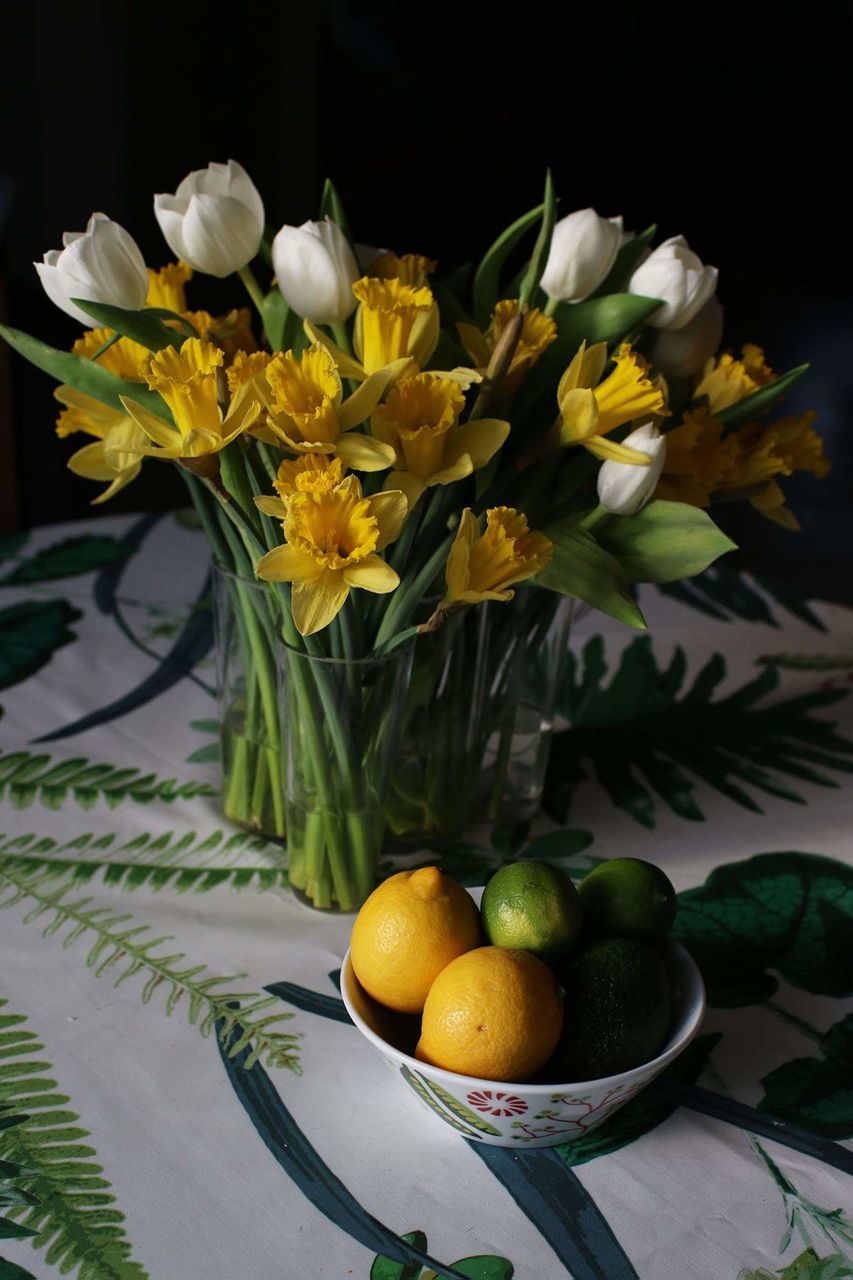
[341,937,706,1096]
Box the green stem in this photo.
[543,295,559,317]
[331,321,352,354]
[238,264,266,316]
[374,535,454,650]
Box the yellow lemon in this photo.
[350,866,482,1014]
[416,946,563,1081]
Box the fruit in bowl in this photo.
[343,857,705,1148]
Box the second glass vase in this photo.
[279,640,415,912]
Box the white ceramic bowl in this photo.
[341,889,705,1149]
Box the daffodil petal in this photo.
[447,418,509,469]
[303,320,366,381]
[585,436,652,464]
[409,302,440,367]
[557,341,607,401]
[428,456,474,489]
[120,395,182,450]
[456,322,491,369]
[254,495,288,519]
[558,387,599,443]
[343,554,399,594]
[427,367,483,390]
[445,507,477,599]
[336,433,396,472]
[67,441,118,482]
[370,489,408,550]
[182,428,222,457]
[291,572,349,636]
[256,543,321,583]
[384,470,427,512]
[337,358,415,430]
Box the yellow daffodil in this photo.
[655,407,737,507]
[557,341,667,463]
[352,276,439,376]
[256,474,407,635]
[120,337,259,460]
[54,327,150,502]
[55,327,149,440]
[457,300,557,396]
[229,343,408,471]
[367,252,437,288]
[694,343,774,413]
[445,507,552,604]
[66,418,150,504]
[372,372,509,509]
[184,307,257,360]
[656,407,829,530]
[146,262,192,312]
[253,455,348,523]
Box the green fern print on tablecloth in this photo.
[0,749,216,812]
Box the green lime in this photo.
[551,937,672,1080]
[480,860,582,965]
[578,857,676,940]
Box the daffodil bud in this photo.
[540,209,623,304]
[154,159,265,278]
[628,235,718,331]
[35,213,148,325]
[596,422,666,515]
[650,295,724,378]
[272,218,359,324]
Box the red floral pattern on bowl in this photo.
[467,1090,528,1117]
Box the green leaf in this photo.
[593,223,657,296]
[674,853,853,1006]
[554,292,663,351]
[717,364,809,431]
[320,177,352,239]
[517,170,556,310]
[260,287,291,351]
[537,521,646,629]
[70,298,183,352]
[0,1220,39,1241]
[0,601,82,692]
[593,500,736,584]
[370,1229,428,1280]
[545,637,853,832]
[760,1014,853,1137]
[0,323,170,421]
[0,535,131,585]
[473,201,545,325]
[555,1033,720,1167]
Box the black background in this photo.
[2,0,851,590]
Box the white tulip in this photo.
[154,159,264,278]
[628,235,718,330]
[540,208,623,304]
[35,213,148,325]
[272,218,359,324]
[650,295,724,378]
[597,422,666,515]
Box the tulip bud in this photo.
[650,295,724,378]
[596,422,666,515]
[35,213,148,325]
[628,235,718,331]
[154,159,265,278]
[272,219,359,325]
[540,209,623,304]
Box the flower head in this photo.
[596,422,666,515]
[154,159,265,277]
[541,208,623,304]
[120,336,259,460]
[694,344,774,413]
[557,342,667,462]
[272,218,360,324]
[352,277,438,375]
[458,300,557,397]
[35,212,148,325]
[367,252,437,288]
[373,372,509,509]
[445,507,552,604]
[275,453,348,499]
[628,234,718,331]
[184,307,257,361]
[256,474,407,635]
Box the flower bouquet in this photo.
[2,162,829,907]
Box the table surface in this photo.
[1,511,851,1280]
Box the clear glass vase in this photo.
[477,588,573,825]
[279,640,415,912]
[386,604,489,848]
[212,563,286,840]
